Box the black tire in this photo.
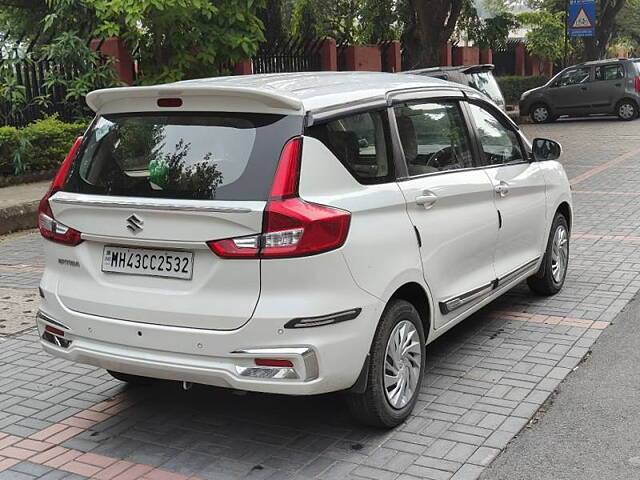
[616,99,638,121]
[107,370,154,384]
[527,213,569,295]
[530,103,555,124]
[346,299,425,428]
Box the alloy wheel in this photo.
[551,225,569,283]
[383,320,422,409]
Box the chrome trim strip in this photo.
[230,347,319,381]
[50,192,252,214]
[497,257,540,287]
[36,311,70,330]
[284,308,361,329]
[439,281,496,315]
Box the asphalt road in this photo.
[483,290,640,479]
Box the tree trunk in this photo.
[405,0,463,68]
[581,0,626,60]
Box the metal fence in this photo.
[252,37,323,74]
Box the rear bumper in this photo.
[37,291,383,396]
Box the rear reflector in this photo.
[635,76,640,93]
[207,136,351,259]
[157,98,183,107]
[45,325,65,337]
[254,358,294,368]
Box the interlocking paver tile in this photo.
[2,119,640,478]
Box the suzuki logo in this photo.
[126,214,144,234]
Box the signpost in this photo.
[564,0,596,67]
[568,0,596,37]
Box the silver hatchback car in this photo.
[520,58,640,123]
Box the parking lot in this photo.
[1,117,640,480]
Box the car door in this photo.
[588,63,626,113]
[466,101,547,286]
[392,96,498,329]
[548,66,593,115]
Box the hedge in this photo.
[497,76,550,104]
[0,116,87,176]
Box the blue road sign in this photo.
[568,0,596,37]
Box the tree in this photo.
[86,0,266,84]
[359,0,401,43]
[458,4,518,51]
[580,0,625,59]
[291,0,362,42]
[403,0,465,68]
[614,0,640,53]
[518,10,566,61]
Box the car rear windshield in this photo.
[63,112,302,201]
[468,72,504,105]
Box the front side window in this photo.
[306,111,392,183]
[64,113,302,201]
[394,101,474,176]
[468,103,525,166]
[555,67,591,86]
[595,64,625,81]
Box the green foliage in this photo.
[497,75,549,104]
[291,0,362,42]
[0,126,19,175]
[86,0,266,84]
[459,9,518,50]
[358,0,402,43]
[41,31,121,105]
[518,11,566,60]
[0,116,87,175]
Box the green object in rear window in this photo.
[148,157,169,189]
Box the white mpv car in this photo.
[37,72,572,427]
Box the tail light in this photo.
[635,76,640,93]
[38,137,84,246]
[208,137,351,259]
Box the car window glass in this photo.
[307,111,392,184]
[594,64,624,81]
[394,101,474,176]
[468,103,525,166]
[556,67,591,86]
[468,72,503,104]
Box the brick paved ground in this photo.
[1,117,639,479]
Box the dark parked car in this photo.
[405,64,506,111]
[520,58,640,123]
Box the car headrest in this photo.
[395,116,417,162]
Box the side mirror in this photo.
[532,138,562,161]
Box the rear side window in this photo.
[64,113,302,201]
[468,72,504,105]
[594,64,624,81]
[306,111,393,184]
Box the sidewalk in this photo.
[0,181,49,235]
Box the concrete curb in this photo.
[0,200,38,236]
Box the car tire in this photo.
[527,213,569,296]
[616,99,638,121]
[346,299,425,428]
[107,370,153,384]
[530,103,554,124]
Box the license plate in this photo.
[102,246,193,280]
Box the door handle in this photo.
[615,83,622,87]
[494,181,509,197]
[415,191,438,208]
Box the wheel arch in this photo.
[389,282,432,341]
[556,201,572,233]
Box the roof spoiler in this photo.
[86,85,304,113]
